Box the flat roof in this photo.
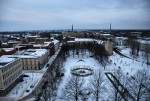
[75,38,94,42]
[137,39,150,44]
[0,56,19,68]
[67,38,105,44]
[15,49,48,57]
[52,40,59,44]
[0,48,15,52]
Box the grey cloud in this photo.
[0,0,150,31]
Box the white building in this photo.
[0,56,22,96]
[137,39,150,53]
[114,37,128,46]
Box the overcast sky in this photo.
[0,0,150,31]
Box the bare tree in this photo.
[48,71,56,101]
[89,71,106,101]
[61,76,85,101]
[142,43,150,67]
[128,69,150,101]
[108,68,130,101]
[41,82,48,101]
[130,40,139,62]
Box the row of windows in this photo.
[23,61,38,65]
[23,66,39,70]
[2,64,22,80]
[4,70,22,87]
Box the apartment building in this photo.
[0,56,22,96]
[15,49,49,70]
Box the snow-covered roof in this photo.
[14,49,48,58]
[33,41,53,47]
[67,38,106,45]
[52,40,59,44]
[101,34,111,36]
[8,40,18,44]
[115,37,128,39]
[67,41,75,43]
[0,56,19,68]
[27,35,38,38]
[137,39,150,44]
[75,38,94,42]
[2,43,8,45]
[23,49,47,56]
[0,48,15,52]
[15,46,25,48]
[30,49,47,56]
[33,43,48,47]
[35,38,48,39]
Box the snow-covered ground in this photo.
[56,48,150,101]
[56,51,104,100]
[1,46,149,101]
[0,46,62,101]
[5,73,43,100]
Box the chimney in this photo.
[72,24,73,32]
[109,23,111,33]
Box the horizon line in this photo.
[0,28,150,32]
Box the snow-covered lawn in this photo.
[108,52,149,76]
[56,51,103,100]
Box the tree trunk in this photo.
[137,83,142,101]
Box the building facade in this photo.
[102,41,113,55]
[0,56,22,96]
[15,49,49,70]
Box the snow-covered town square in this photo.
[53,47,150,101]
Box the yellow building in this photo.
[103,41,113,55]
[0,56,22,96]
[15,49,49,70]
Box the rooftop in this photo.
[0,48,15,52]
[0,56,18,68]
[137,39,150,44]
[52,40,59,44]
[15,49,48,57]
[75,38,94,42]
